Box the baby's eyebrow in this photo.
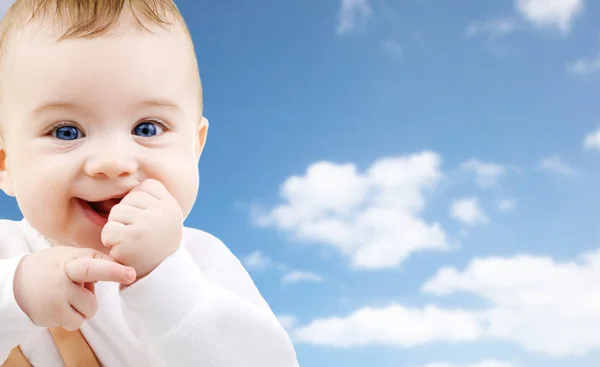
[30,101,88,117]
[29,98,182,117]
[135,98,181,110]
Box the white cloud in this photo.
[253,151,449,270]
[536,155,573,176]
[568,53,600,75]
[514,0,583,33]
[450,198,488,225]
[242,250,272,270]
[337,0,372,35]
[293,304,483,347]
[460,159,506,188]
[465,18,519,39]
[422,250,600,356]
[418,361,520,367]
[281,270,323,284]
[293,249,600,357]
[583,127,600,151]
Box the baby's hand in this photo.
[101,179,183,279]
[13,246,136,331]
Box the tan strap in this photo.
[48,328,101,367]
[2,328,100,367]
[2,346,31,367]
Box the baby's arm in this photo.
[120,232,299,367]
[0,221,42,363]
[0,256,43,363]
[0,218,137,364]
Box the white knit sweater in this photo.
[0,219,299,366]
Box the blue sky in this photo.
[3,0,600,366]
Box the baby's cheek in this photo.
[17,192,66,244]
[14,161,71,219]
[165,160,199,219]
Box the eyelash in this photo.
[46,121,82,136]
[132,118,170,135]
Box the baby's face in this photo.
[0,12,206,251]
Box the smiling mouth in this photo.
[85,198,123,218]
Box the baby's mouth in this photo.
[86,198,122,218]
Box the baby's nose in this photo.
[84,152,138,179]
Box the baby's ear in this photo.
[194,116,209,160]
[0,136,14,197]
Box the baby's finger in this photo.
[130,179,168,200]
[67,283,98,319]
[107,204,141,225]
[60,307,85,332]
[64,258,136,284]
[119,190,156,210]
[72,247,118,262]
[101,220,127,247]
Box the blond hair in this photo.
[0,0,202,113]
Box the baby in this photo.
[0,0,299,366]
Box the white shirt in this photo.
[0,219,299,366]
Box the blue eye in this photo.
[53,126,82,140]
[133,121,164,137]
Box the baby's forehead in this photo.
[0,1,201,126]
[2,29,195,116]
